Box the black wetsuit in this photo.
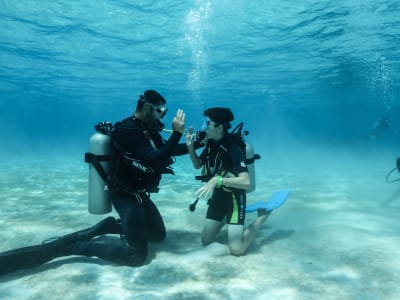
[72,116,189,265]
[0,116,190,275]
[110,117,188,259]
[199,137,248,225]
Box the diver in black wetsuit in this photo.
[186,107,268,256]
[0,90,192,276]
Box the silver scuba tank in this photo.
[245,142,256,193]
[88,132,112,214]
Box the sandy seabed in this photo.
[0,145,399,300]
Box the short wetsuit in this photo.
[206,186,246,225]
[199,138,248,225]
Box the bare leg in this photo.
[201,219,225,245]
[228,210,270,256]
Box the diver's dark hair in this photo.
[136,90,166,111]
[204,107,234,133]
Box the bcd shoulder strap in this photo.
[84,153,110,183]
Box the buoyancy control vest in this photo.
[197,122,260,193]
[84,120,171,214]
[110,118,165,194]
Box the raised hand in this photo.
[172,109,185,134]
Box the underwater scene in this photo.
[0,1,399,299]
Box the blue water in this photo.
[1,0,399,156]
[1,1,399,299]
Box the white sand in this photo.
[0,147,399,300]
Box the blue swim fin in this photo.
[245,189,290,213]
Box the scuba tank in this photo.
[245,142,257,193]
[86,122,113,214]
[233,123,261,193]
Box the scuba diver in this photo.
[0,90,195,276]
[386,157,400,183]
[186,107,267,256]
[369,114,392,139]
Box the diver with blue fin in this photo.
[186,107,289,256]
[0,90,198,276]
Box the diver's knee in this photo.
[228,243,245,256]
[126,245,147,266]
[201,235,213,246]
[116,239,147,266]
[157,230,167,242]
